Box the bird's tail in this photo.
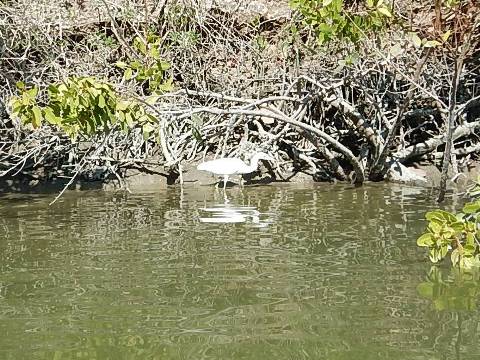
[197,163,207,171]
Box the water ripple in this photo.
[0,184,476,359]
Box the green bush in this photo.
[417,180,480,269]
[289,0,392,44]
[10,77,158,140]
[116,34,174,95]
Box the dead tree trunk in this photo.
[437,14,479,201]
[437,58,461,203]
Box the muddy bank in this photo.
[2,160,479,196]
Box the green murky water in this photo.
[1,184,479,359]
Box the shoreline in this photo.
[2,160,479,195]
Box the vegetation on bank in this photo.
[0,0,479,199]
[11,78,158,139]
[417,185,480,307]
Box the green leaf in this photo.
[57,83,68,93]
[16,81,25,90]
[466,221,476,232]
[142,123,155,140]
[124,68,134,81]
[116,100,131,111]
[318,23,333,34]
[464,243,476,256]
[441,30,451,42]
[116,61,128,69]
[141,113,155,124]
[466,232,475,247]
[117,110,125,122]
[440,245,449,258]
[425,210,443,222]
[463,201,480,214]
[145,67,155,77]
[426,210,457,223]
[48,84,60,96]
[417,233,434,247]
[98,95,106,109]
[130,60,141,70]
[450,221,465,232]
[323,0,333,6]
[9,94,19,108]
[192,125,203,142]
[11,102,24,115]
[44,107,60,125]
[423,40,441,48]
[134,38,147,55]
[443,226,456,238]
[429,222,443,234]
[145,96,160,105]
[26,87,38,99]
[125,112,133,127]
[377,6,392,17]
[451,248,460,266]
[159,61,171,71]
[32,106,43,128]
[149,80,159,90]
[149,46,160,59]
[461,256,480,269]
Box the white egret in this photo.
[197,152,274,189]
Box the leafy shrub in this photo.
[116,34,173,95]
[289,0,392,44]
[417,180,480,269]
[10,77,157,140]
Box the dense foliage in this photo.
[289,0,392,44]
[10,78,158,140]
[116,34,174,95]
[7,31,175,143]
[417,180,480,269]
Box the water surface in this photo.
[1,183,479,359]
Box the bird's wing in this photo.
[197,158,247,175]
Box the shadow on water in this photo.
[0,183,479,359]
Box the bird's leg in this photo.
[239,176,245,187]
[223,175,229,190]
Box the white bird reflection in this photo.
[199,204,270,227]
